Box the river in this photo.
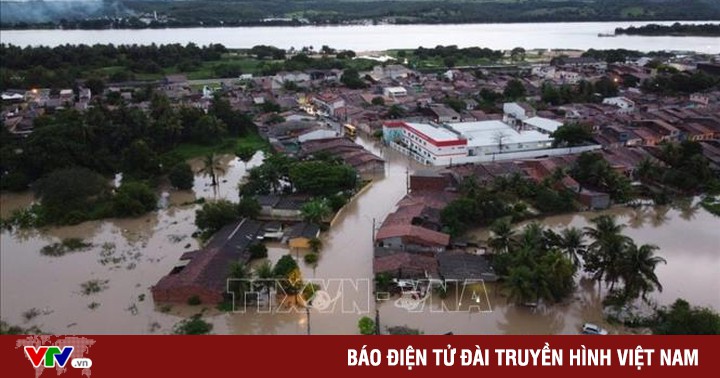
[1,134,718,334]
[2,21,719,53]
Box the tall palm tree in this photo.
[620,242,666,302]
[559,227,585,268]
[199,153,225,186]
[583,215,631,291]
[228,261,251,297]
[518,222,545,255]
[488,218,515,254]
[504,265,536,305]
[254,261,274,307]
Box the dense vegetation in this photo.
[441,172,579,237]
[0,43,371,89]
[541,77,618,106]
[650,299,720,334]
[615,23,720,37]
[0,91,258,191]
[492,213,666,306]
[635,141,718,195]
[3,1,720,28]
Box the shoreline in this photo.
[2,19,719,32]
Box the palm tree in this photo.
[558,227,585,268]
[583,215,631,291]
[488,218,515,254]
[518,222,545,255]
[504,265,536,305]
[254,261,274,307]
[199,153,225,187]
[228,261,251,297]
[301,198,331,225]
[620,242,666,302]
[308,237,323,254]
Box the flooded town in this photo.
[1,36,719,335]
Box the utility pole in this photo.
[372,217,376,241]
[374,308,381,335]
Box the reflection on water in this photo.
[1,141,719,334]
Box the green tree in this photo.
[195,200,239,236]
[33,167,111,224]
[289,161,357,196]
[340,68,367,89]
[84,77,105,97]
[112,181,157,217]
[551,123,594,147]
[199,153,225,187]
[510,47,526,62]
[228,261,252,296]
[308,237,323,253]
[371,96,385,106]
[583,215,632,292]
[558,227,585,268]
[301,199,332,225]
[169,162,194,190]
[122,139,161,181]
[235,146,256,168]
[386,104,405,119]
[652,299,720,335]
[488,218,515,254]
[358,316,376,335]
[273,255,302,295]
[504,264,536,305]
[503,79,526,100]
[620,242,666,302]
[237,196,261,219]
[248,243,268,259]
[254,261,275,305]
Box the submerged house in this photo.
[151,219,263,304]
[285,222,321,249]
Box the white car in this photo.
[582,323,609,335]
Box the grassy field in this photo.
[171,132,268,160]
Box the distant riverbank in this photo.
[3,21,719,53]
[615,22,720,37]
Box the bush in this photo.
[304,253,319,265]
[195,200,239,236]
[173,314,212,334]
[169,162,194,190]
[112,181,157,217]
[249,243,268,259]
[358,316,376,335]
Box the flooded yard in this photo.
[1,135,719,334]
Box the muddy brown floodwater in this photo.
[1,135,719,334]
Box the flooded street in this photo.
[1,135,719,335]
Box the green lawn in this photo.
[171,133,268,160]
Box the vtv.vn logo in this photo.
[24,346,74,368]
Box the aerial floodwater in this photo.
[1,136,718,334]
[2,21,719,52]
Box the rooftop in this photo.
[448,120,552,147]
[522,116,563,133]
[405,122,461,143]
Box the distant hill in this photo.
[1,0,719,28]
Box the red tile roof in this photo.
[375,224,450,247]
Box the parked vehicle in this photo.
[582,323,609,335]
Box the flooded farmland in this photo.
[1,134,719,335]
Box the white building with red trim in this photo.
[383,119,599,166]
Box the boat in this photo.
[598,33,617,38]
